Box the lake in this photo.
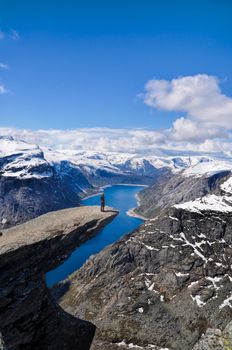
[46,184,145,286]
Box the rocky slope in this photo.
[53,176,232,350]
[135,170,231,218]
[0,206,118,350]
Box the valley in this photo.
[46,184,145,286]
[2,135,232,228]
[1,135,232,349]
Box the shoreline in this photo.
[113,183,148,187]
[81,191,102,201]
[81,183,146,201]
[127,189,147,220]
[126,208,147,220]
[81,183,147,221]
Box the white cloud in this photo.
[1,126,232,156]
[0,85,7,94]
[1,75,232,156]
[170,117,227,142]
[0,63,9,69]
[143,74,232,132]
[0,127,167,154]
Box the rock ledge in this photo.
[0,206,118,350]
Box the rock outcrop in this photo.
[0,206,118,350]
[53,205,232,350]
[136,171,230,218]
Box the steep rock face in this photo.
[0,161,92,229]
[53,206,232,350]
[0,206,118,350]
[136,171,231,218]
[0,136,93,228]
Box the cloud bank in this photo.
[0,127,166,154]
[0,126,232,156]
[1,74,232,156]
[143,74,232,143]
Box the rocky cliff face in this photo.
[0,162,94,231]
[135,170,231,218]
[0,137,93,229]
[0,206,118,350]
[53,203,232,349]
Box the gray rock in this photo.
[0,334,5,350]
[53,206,232,350]
[135,171,230,218]
[0,160,93,229]
[193,328,224,350]
[193,321,232,349]
[0,206,118,350]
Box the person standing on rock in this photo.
[100,193,105,212]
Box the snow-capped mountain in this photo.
[44,148,232,179]
[0,136,93,228]
[0,136,53,179]
[174,174,232,214]
[182,156,232,178]
[1,135,232,228]
[43,148,187,185]
[2,135,232,182]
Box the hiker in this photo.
[100,193,105,212]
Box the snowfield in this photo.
[220,176,232,194]
[182,156,232,177]
[174,194,232,213]
[0,135,39,157]
[0,136,53,179]
[1,135,232,181]
[174,171,232,214]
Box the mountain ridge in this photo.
[2,135,232,229]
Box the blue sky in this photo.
[0,0,231,131]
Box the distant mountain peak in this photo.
[0,135,14,141]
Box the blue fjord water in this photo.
[46,185,145,287]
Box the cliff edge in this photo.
[0,206,118,350]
